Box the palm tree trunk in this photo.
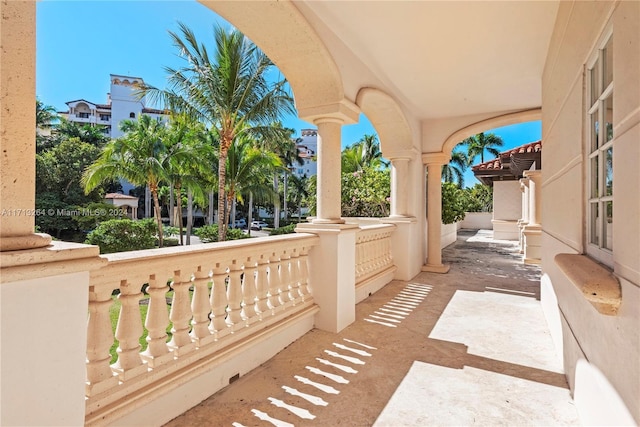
[273,173,280,229]
[186,188,193,245]
[208,190,214,225]
[176,183,184,245]
[217,148,228,241]
[169,184,175,227]
[247,192,253,237]
[150,183,164,248]
[283,172,288,222]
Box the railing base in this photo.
[355,266,397,303]
[85,304,319,427]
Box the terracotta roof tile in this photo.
[471,140,541,171]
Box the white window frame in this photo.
[585,27,614,266]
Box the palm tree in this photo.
[36,99,57,129]
[442,150,468,187]
[225,134,281,235]
[463,132,504,164]
[288,174,309,221]
[341,134,388,173]
[83,114,168,247]
[359,134,388,168]
[143,23,294,241]
[256,123,303,228]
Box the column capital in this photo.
[523,169,542,181]
[422,152,450,166]
[298,99,360,125]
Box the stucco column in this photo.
[518,178,530,254]
[313,118,345,224]
[389,157,410,217]
[0,0,51,251]
[524,170,542,226]
[523,170,542,264]
[421,152,450,273]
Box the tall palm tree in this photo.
[463,132,504,164]
[442,150,468,187]
[163,115,212,244]
[256,123,303,228]
[143,23,294,241]
[341,134,388,173]
[359,134,388,168]
[288,174,309,221]
[36,99,57,129]
[83,114,168,246]
[225,134,281,235]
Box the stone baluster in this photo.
[268,252,283,311]
[226,260,245,331]
[242,257,259,323]
[298,247,311,299]
[112,280,147,381]
[168,271,196,356]
[209,264,229,339]
[279,250,294,308]
[141,273,172,367]
[190,266,212,345]
[255,255,271,316]
[355,237,364,278]
[289,248,303,304]
[86,287,118,396]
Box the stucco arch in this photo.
[199,1,351,122]
[356,88,414,158]
[441,108,541,156]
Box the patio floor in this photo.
[164,229,580,426]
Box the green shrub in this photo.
[163,225,179,236]
[441,182,466,225]
[85,218,156,254]
[462,184,493,212]
[270,223,296,235]
[73,202,128,231]
[194,224,250,243]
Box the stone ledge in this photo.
[554,253,621,316]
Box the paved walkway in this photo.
[165,229,580,426]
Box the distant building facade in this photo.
[292,129,318,178]
[58,74,168,139]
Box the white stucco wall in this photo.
[541,1,640,424]
[492,181,522,221]
[461,212,493,229]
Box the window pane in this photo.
[604,36,613,89]
[590,60,600,105]
[604,201,613,250]
[605,95,614,142]
[590,203,600,245]
[591,156,599,198]
[591,112,600,151]
[605,147,613,196]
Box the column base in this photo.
[310,218,346,225]
[422,263,450,274]
[0,232,52,252]
[523,224,542,264]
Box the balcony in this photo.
[163,229,578,426]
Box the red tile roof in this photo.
[471,140,542,171]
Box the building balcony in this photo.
[2,222,576,426]
[164,229,578,426]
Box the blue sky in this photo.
[36,1,541,187]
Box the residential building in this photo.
[58,74,168,139]
[293,128,318,178]
[1,1,638,426]
[472,141,543,259]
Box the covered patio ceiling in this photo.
[296,1,560,121]
[205,1,560,126]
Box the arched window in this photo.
[129,112,135,118]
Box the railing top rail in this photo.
[99,233,318,263]
[90,233,319,289]
[357,223,396,232]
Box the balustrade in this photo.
[355,224,395,286]
[85,234,318,420]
